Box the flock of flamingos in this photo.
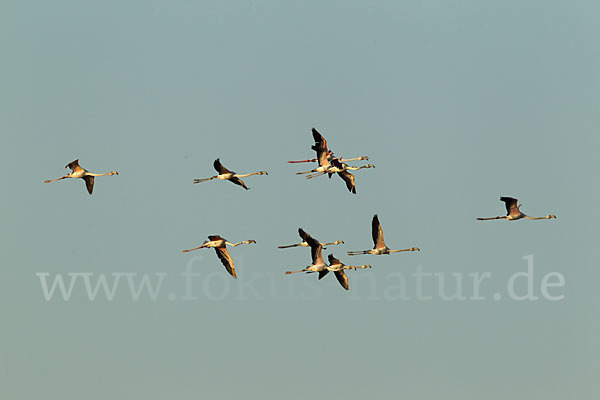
[44,128,557,291]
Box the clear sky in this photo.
[1,0,599,398]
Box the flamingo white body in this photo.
[347,214,420,256]
[476,197,557,221]
[44,159,118,195]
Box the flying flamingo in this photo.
[476,197,557,221]
[305,158,375,194]
[284,229,329,277]
[347,214,420,256]
[182,235,256,279]
[193,158,268,190]
[44,159,118,195]
[304,158,375,179]
[278,228,344,249]
[290,127,368,165]
[324,254,371,291]
[294,129,332,177]
[288,155,368,164]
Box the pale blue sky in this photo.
[1,1,599,399]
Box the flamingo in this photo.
[324,254,371,291]
[288,154,368,164]
[292,128,368,170]
[289,155,368,164]
[294,129,332,177]
[305,158,375,194]
[476,197,557,221]
[193,159,268,190]
[284,229,328,277]
[278,228,344,249]
[347,214,420,256]
[304,158,375,179]
[182,235,256,279]
[44,159,118,195]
